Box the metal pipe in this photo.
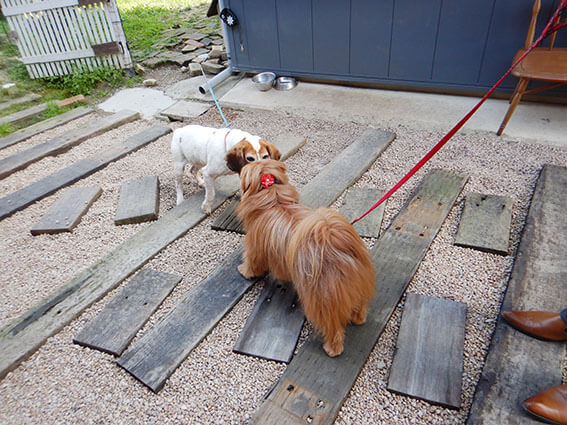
[198,65,233,94]
[198,0,234,95]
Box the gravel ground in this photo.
[0,99,566,425]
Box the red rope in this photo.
[351,0,567,225]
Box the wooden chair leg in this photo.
[497,78,529,136]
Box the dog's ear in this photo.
[261,140,281,161]
[239,162,258,198]
[225,143,247,174]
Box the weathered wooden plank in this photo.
[467,165,567,425]
[253,169,468,425]
[117,128,396,392]
[211,197,241,232]
[0,103,47,127]
[73,269,181,356]
[454,192,513,255]
[0,125,170,221]
[0,93,41,112]
[212,128,395,233]
[233,277,304,363]
[233,187,387,363]
[0,109,139,179]
[0,106,94,151]
[0,129,305,380]
[114,176,160,225]
[30,186,102,235]
[339,188,386,238]
[387,293,466,408]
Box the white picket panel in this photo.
[1,0,133,78]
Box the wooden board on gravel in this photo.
[0,109,139,179]
[252,168,468,425]
[0,103,47,127]
[467,164,567,425]
[0,106,94,151]
[117,128,396,392]
[30,186,102,235]
[73,269,181,356]
[454,192,513,255]
[0,93,41,112]
[339,187,386,238]
[387,293,466,409]
[0,131,305,380]
[232,276,304,364]
[114,176,160,225]
[0,125,170,221]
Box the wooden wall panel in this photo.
[277,0,314,72]
[350,0,393,77]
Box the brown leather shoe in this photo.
[523,385,567,425]
[501,310,567,341]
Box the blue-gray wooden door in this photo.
[224,0,567,96]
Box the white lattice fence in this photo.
[1,0,133,78]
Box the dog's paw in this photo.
[351,308,367,325]
[323,341,343,357]
[237,264,254,279]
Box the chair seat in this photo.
[511,48,567,82]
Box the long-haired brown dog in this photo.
[235,159,375,357]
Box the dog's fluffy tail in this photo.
[287,208,375,334]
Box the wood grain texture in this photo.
[0,102,47,126]
[253,169,468,425]
[233,277,304,363]
[73,269,181,356]
[467,165,567,425]
[0,185,224,380]
[30,186,102,235]
[0,107,93,151]
[387,293,466,408]
[339,188,386,238]
[454,192,513,255]
[116,247,258,392]
[212,128,395,233]
[114,176,160,225]
[0,125,170,221]
[0,93,41,112]
[0,128,304,380]
[0,109,139,179]
[117,129,395,391]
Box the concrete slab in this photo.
[219,78,567,148]
[159,100,210,121]
[98,88,176,120]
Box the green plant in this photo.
[0,123,15,137]
[42,65,125,95]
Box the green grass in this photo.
[0,0,213,136]
[117,0,212,60]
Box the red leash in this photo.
[351,0,567,225]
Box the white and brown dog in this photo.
[171,125,280,213]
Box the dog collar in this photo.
[224,129,232,151]
[260,174,276,189]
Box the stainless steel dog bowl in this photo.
[274,76,297,90]
[252,72,276,91]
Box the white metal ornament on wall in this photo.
[1,0,133,78]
